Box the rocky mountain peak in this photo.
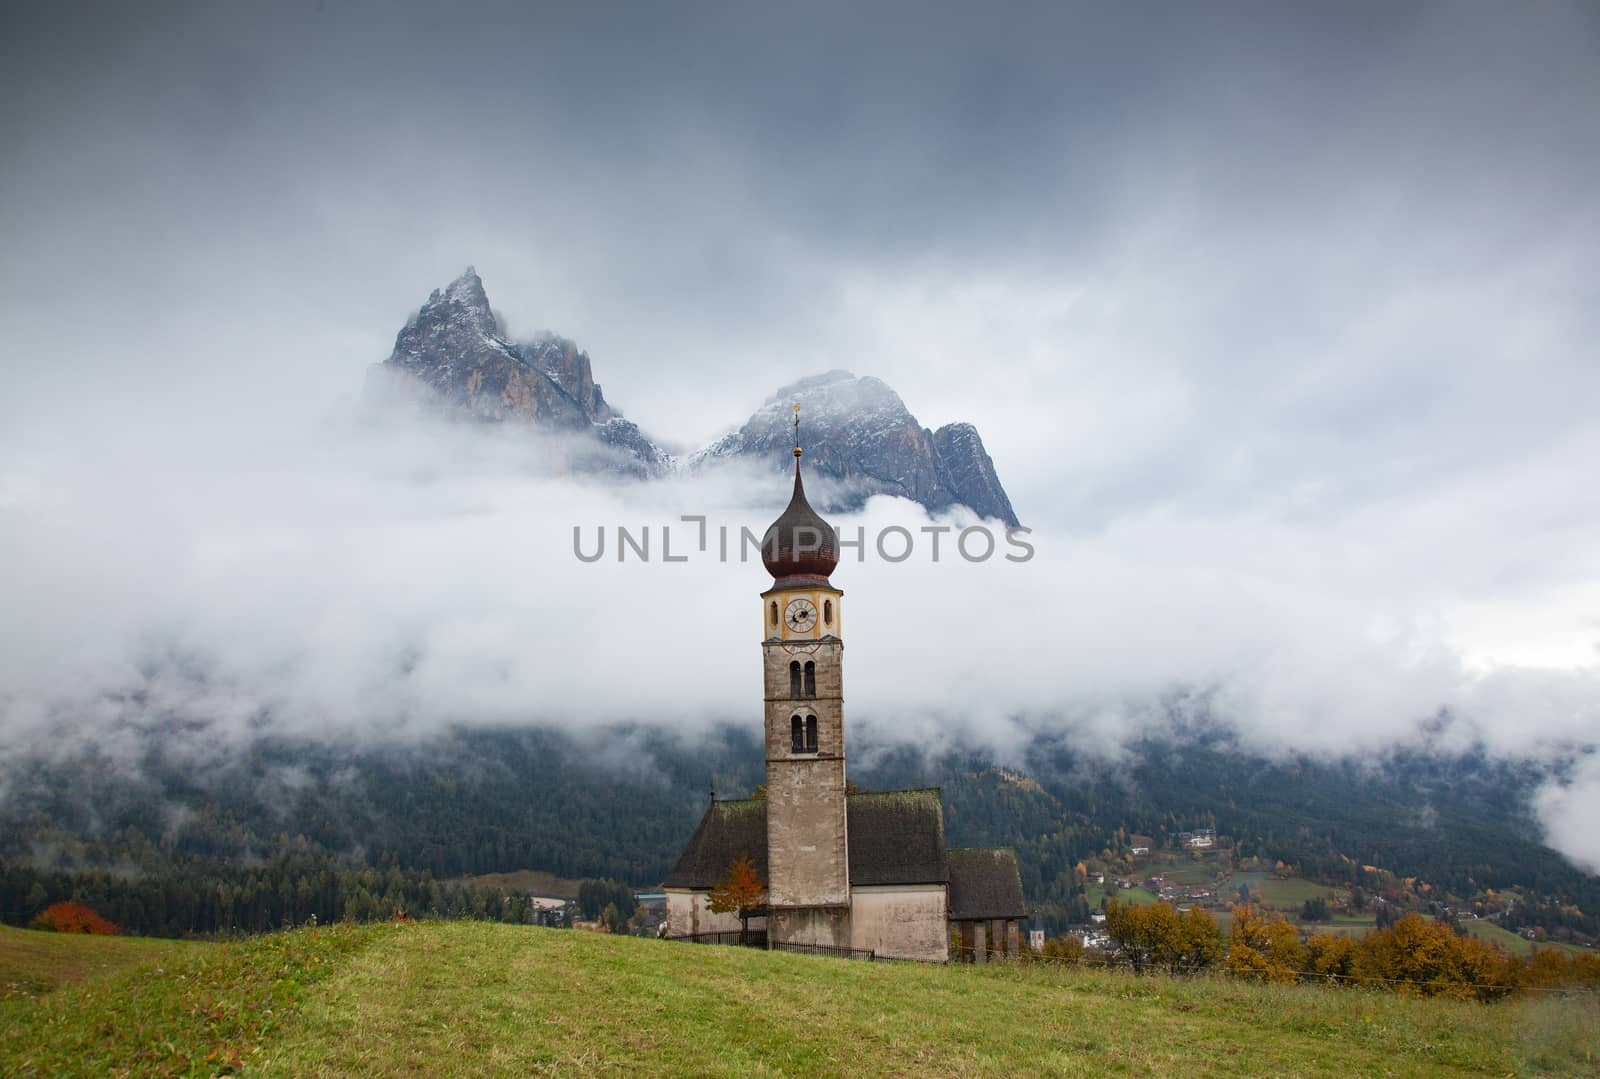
[373,269,671,477]
[412,266,498,337]
[367,268,1018,519]
[439,264,490,306]
[695,370,1020,526]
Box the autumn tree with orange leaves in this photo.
[708,854,766,945]
[29,901,120,935]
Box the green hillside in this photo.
[1220,871,1339,908]
[1086,883,1159,908]
[0,925,205,999]
[1457,919,1591,960]
[2,923,1595,1077]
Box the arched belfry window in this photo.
[805,714,819,753]
[803,661,816,697]
[791,714,804,753]
[823,600,832,626]
[789,661,802,697]
[770,600,779,626]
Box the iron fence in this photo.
[666,930,768,948]
[770,940,876,961]
[664,932,875,960]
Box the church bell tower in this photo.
[760,408,851,949]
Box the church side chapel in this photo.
[664,411,1026,962]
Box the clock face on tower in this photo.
[784,598,818,633]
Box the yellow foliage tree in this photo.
[1348,913,1514,1000]
[1041,934,1086,963]
[1105,899,1222,973]
[1226,903,1303,983]
[1304,931,1358,980]
[1181,905,1225,969]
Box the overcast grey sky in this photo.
[3,3,1600,864]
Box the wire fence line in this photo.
[662,928,1596,995]
[667,930,1596,995]
[997,947,1598,996]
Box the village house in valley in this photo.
[663,418,1026,962]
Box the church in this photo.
[663,418,1027,962]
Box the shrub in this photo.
[1300,896,1331,921]
[1040,935,1085,963]
[29,901,121,935]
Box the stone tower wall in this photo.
[762,604,850,946]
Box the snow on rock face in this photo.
[375,268,668,477]
[693,370,1020,526]
[370,270,1018,518]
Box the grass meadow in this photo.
[1,921,1595,1077]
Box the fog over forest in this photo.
[2,2,1597,871]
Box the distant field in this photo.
[1087,884,1159,908]
[1462,920,1538,957]
[1220,872,1341,909]
[1291,916,1598,954]
[1305,921,1374,938]
[453,868,585,898]
[1314,913,1378,935]
[1110,855,1366,918]
[2,922,1595,1076]
[1152,856,1219,885]
[1459,919,1592,959]
[0,925,206,1000]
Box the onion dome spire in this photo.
[761,405,839,587]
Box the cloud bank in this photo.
[2,1,1598,869]
[0,357,1596,865]
[1,389,1594,751]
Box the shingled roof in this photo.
[662,788,950,890]
[846,789,948,885]
[661,797,768,890]
[946,847,1027,920]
